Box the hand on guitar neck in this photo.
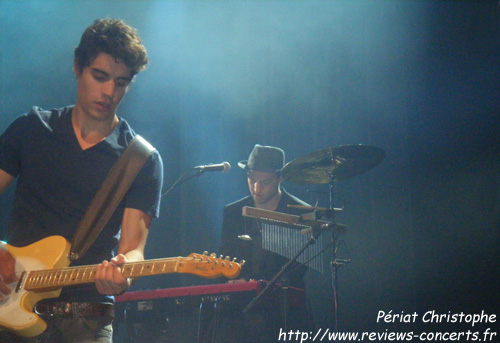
[1,242,131,299]
[95,254,132,296]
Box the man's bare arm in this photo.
[0,169,15,195]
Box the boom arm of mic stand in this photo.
[161,168,208,198]
[242,227,322,314]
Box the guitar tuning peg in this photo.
[210,253,216,258]
[203,251,209,256]
[232,257,237,262]
[225,256,230,261]
[240,260,246,266]
[219,255,223,259]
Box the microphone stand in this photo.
[161,167,211,198]
[158,166,220,342]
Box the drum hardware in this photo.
[244,144,385,334]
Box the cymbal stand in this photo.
[328,172,349,336]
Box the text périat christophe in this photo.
[377,310,496,327]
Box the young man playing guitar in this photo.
[0,18,163,343]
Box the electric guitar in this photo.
[0,235,243,338]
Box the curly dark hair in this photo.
[74,18,148,76]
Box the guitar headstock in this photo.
[180,253,245,279]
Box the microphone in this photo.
[195,162,231,173]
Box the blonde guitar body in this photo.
[0,236,242,338]
[1,236,71,337]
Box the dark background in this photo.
[1,0,499,337]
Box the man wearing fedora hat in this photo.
[218,144,312,342]
[236,144,293,210]
[221,144,310,284]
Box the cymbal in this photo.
[281,145,385,184]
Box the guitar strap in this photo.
[69,135,156,261]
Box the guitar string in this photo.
[24,256,238,288]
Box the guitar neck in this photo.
[24,257,183,291]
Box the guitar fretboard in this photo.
[24,257,183,291]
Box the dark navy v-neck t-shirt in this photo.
[0,106,163,302]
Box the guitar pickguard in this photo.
[0,236,70,337]
[1,256,47,328]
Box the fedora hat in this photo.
[238,144,285,172]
